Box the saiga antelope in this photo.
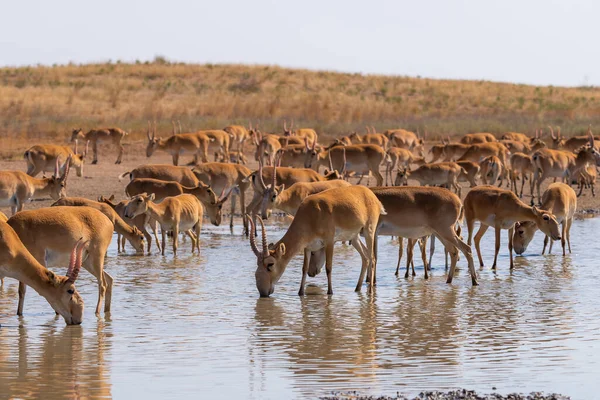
[283,120,318,146]
[71,127,128,164]
[124,193,204,256]
[456,160,480,187]
[513,183,576,256]
[0,222,85,325]
[384,129,424,157]
[24,141,88,178]
[0,158,70,215]
[253,131,282,166]
[464,186,561,270]
[479,155,504,186]
[51,197,146,254]
[395,162,464,196]
[146,122,210,166]
[385,147,426,186]
[8,206,115,315]
[509,152,534,198]
[550,125,600,151]
[460,133,496,144]
[118,164,200,187]
[200,129,231,163]
[223,123,251,154]
[246,185,385,297]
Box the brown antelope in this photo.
[200,129,231,162]
[395,162,464,196]
[50,197,146,254]
[502,131,532,143]
[277,140,314,169]
[548,125,600,151]
[460,132,496,144]
[223,124,250,153]
[458,142,509,167]
[355,127,390,148]
[124,193,204,256]
[146,122,210,166]
[479,155,504,186]
[370,186,478,285]
[119,164,200,187]
[125,178,231,226]
[247,185,385,297]
[0,159,70,215]
[8,206,115,315]
[500,135,546,155]
[464,186,561,270]
[385,147,426,185]
[99,195,160,253]
[24,141,88,178]
[436,139,471,162]
[307,144,386,186]
[259,178,351,219]
[70,127,128,164]
[509,152,534,198]
[513,183,576,256]
[575,164,596,197]
[283,120,318,145]
[456,160,480,187]
[253,131,282,166]
[0,222,85,325]
[384,129,424,156]
[531,134,600,204]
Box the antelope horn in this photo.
[371,126,376,134]
[304,137,309,151]
[257,161,267,190]
[283,119,287,131]
[290,119,294,131]
[66,238,83,278]
[62,155,72,181]
[312,139,316,151]
[257,216,268,257]
[557,127,562,138]
[172,121,176,135]
[341,147,347,175]
[246,215,261,257]
[74,140,78,155]
[548,125,556,140]
[328,149,334,171]
[152,121,156,140]
[67,239,88,283]
[366,126,371,134]
[272,158,278,188]
[249,121,253,130]
[219,185,235,202]
[54,157,60,178]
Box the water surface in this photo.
[1,217,599,399]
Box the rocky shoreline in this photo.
[320,389,570,400]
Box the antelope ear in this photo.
[276,243,286,257]
[46,270,62,287]
[149,193,156,201]
[276,184,285,193]
[109,194,115,201]
[531,206,541,216]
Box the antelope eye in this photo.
[543,215,549,221]
[519,230,524,235]
[218,205,222,209]
[67,289,74,294]
[272,196,276,201]
[266,262,274,271]
[138,199,142,203]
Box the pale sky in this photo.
[1,0,597,86]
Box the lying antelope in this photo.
[247,185,385,297]
[509,152,534,198]
[8,206,114,315]
[146,122,210,166]
[259,179,351,219]
[513,183,576,256]
[119,164,200,187]
[479,155,503,186]
[370,186,478,285]
[125,178,231,226]
[0,223,85,325]
[460,132,496,144]
[464,186,561,270]
[0,159,69,215]
[395,162,463,196]
[306,144,386,186]
[124,193,204,256]
[71,127,128,164]
[51,197,146,254]
[283,120,318,146]
[24,141,87,178]
[385,147,426,185]
[192,162,253,231]
[531,133,600,204]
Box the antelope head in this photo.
[531,206,561,241]
[303,138,319,168]
[124,193,154,219]
[349,132,362,143]
[259,164,285,220]
[129,226,146,254]
[48,156,71,199]
[513,221,539,255]
[70,128,84,143]
[206,186,234,226]
[246,215,284,297]
[395,168,410,186]
[283,119,294,136]
[548,125,564,149]
[49,238,87,325]
[146,121,162,157]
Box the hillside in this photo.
[1,60,599,157]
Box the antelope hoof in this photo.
[327,289,333,295]
[404,272,409,279]
[92,160,98,165]
[472,277,479,286]
[445,276,453,284]
[298,289,304,296]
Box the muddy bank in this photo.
[321,389,570,400]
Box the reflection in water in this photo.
[1,218,599,399]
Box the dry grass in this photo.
[1,60,600,158]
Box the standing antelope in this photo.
[24,141,88,178]
[456,161,480,187]
[479,155,504,186]
[200,129,231,162]
[124,193,204,256]
[509,152,534,198]
[395,162,464,196]
[146,122,210,166]
[370,186,478,285]
[464,186,561,270]
[436,139,471,162]
[247,185,385,297]
[0,222,85,325]
[355,127,390,148]
[283,120,318,146]
[223,124,251,155]
[513,183,576,256]
[70,127,128,164]
[253,131,282,166]
[51,197,146,254]
[550,125,600,151]
[0,159,70,215]
[458,142,509,167]
[385,147,426,185]
[384,129,424,156]
[119,164,200,187]
[8,206,114,315]
[460,133,496,144]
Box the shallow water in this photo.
[1,216,599,399]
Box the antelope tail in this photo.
[379,201,387,216]
[118,171,131,181]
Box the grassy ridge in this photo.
[1,60,599,157]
